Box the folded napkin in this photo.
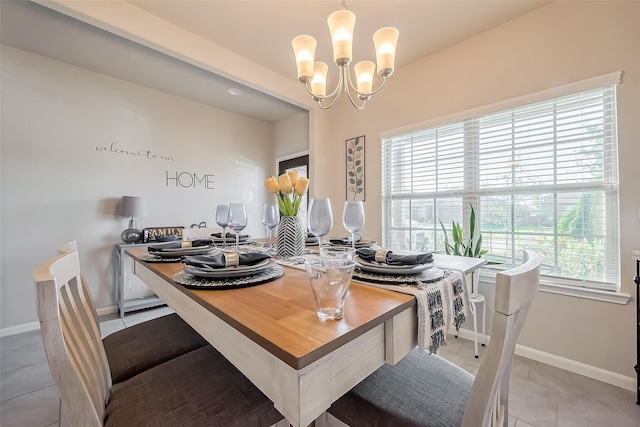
[183,252,270,269]
[330,233,362,245]
[148,239,213,252]
[356,248,433,266]
[211,232,249,239]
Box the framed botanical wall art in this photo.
[346,135,365,201]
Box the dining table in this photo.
[126,246,486,427]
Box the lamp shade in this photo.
[311,62,329,97]
[328,9,356,64]
[118,196,147,218]
[292,35,317,81]
[354,61,375,94]
[373,27,399,75]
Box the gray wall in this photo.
[0,45,298,329]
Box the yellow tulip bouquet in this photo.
[264,171,309,216]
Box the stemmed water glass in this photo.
[308,198,333,254]
[215,204,229,248]
[261,203,279,253]
[342,201,365,250]
[227,203,248,252]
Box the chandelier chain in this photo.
[340,0,348,10]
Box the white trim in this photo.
[515,343,636,392]
[0,321,40,337]
[380,71,622,140]
[0,305,119,337]
[479,272,630,304]
[538,282,631,305]
[275,150,310,177]
[450,328,635,392]
[96,305,118,316]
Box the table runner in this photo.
[353,270,470,354]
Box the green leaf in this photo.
[469,204,476,240]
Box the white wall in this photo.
[274,110,308,160]
[0,45,278,329]
[314,1,640,380]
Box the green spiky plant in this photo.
[439,204,488,258]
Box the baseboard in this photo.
[515,343,636,392]
[96,305,118,316]
[0,321,40,337]
[1,305,118,337]
[449,327,636,392]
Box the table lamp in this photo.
[118,196,147,243]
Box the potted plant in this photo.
[439,204,488,258]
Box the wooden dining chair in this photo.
[327,250,541,427]
[36,250,284,426]
[56,241,209,383]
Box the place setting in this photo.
[352,248,444,284]
[173,202,284,288]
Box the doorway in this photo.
[277,153,309,228]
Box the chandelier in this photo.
[292,0,399,110]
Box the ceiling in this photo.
[1,0,552,123]
[127,0,552,81]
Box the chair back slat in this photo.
[461,250,540,427]
[57,241,99,326]
[35,251,111,427]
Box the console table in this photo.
[115,242,167,319]
[634,250,640,405]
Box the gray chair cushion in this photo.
[104,346,283,427]
[103,313,208,383]
[328,348,474,427]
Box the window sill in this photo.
[479,271,631,305]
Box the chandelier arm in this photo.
[345,70,390,98]
[345,85,367,110]
[343,65,366,109]
[302,72,343,109]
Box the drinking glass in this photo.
[308,198,333,254]
[261,203,279,252]
[227,203,248,252]
[304,257,355,320]
[342,201,365,249]
[215,204,229,248]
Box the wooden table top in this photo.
[128,247,415,370]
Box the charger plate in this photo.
[353,267,444,284]
[174,264,284,289]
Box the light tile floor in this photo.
[1,306,639,427]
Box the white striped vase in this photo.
[276,215,305,257]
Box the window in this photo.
[382,73,620,290]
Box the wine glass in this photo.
[261,203,279,252]
[227,203,248,252]
[215,204,229,248]
[342,201,365,250]
[308,198,333,254]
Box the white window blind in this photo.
[382,81,619,290]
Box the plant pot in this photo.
[277,215,306,257]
